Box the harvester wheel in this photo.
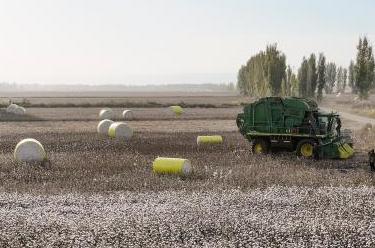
[296,139,316,158]
[252,138,270,155]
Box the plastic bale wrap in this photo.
[13,106,26,115]
[14,138,47,163]
[97,119,114,135]
[197,135,223,146]
[122,110,134,120]
[6,104,19,113]
[99,108,114,120]
[170,105,183,117]
[152,157,192,176]
[108,122,133,140]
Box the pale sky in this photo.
[0,0,374,85]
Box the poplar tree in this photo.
[355,37,375,99]
[317,53,326,102]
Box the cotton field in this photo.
[1,94,375,247]
[0,187,375,247]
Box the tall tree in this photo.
[317,53,326,102]
[237,44,286,97]
[237,66,249,95]
[307,54,318,97]
[282,65,293,96]
[265,44,287,96]
[290,72,299,97]
[336,67,343,93]
[355,37,375,99]
[342,68,347,93]
[325,62,336,94]
[298,57,309,97]
[348,60,357,94]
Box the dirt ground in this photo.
[1,94,375,246]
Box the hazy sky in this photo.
[0,0,374,85]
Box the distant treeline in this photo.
[0,83,235,93]
[237,36,375,100]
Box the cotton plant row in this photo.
[0,186,374,247]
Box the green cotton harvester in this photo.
[236,97,354,159]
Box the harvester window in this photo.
[318,116,328,134]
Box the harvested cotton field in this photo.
[0,94,375,246]
[1,187,375,247]
[15,107,241,121]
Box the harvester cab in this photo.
[236,97,354,159]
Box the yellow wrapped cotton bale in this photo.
[97,119,114,135]
[196,135,223,145]
[6,104,19,113]
[108,122,133,140]
[99,108,114,120]
[14,138,47,163]
[152,157,192,176]
[122,110,134,120]
[170,105,183,117]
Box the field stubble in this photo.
[0,130,373,194]
[1,187,375,247]
[1,102,375,246]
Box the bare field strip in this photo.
[0,187,375,247]
[1,94,251,106]
[0,129,372,194]
[20,107,242,121]
[0,119,237,136]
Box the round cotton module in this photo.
[170,105,183,116]
[6,104,19,113]
[14,138,47,163]
[197,135,223,145]
[152,157,192,176]
[108,122,133,140]
[13,106,26,115]
[99,108,114,120]
[122,110,134,120]
[97,119,114,135]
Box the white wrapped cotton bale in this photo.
[108,122,133,140]
[122,110,134,120]
[13,106,26,115]
[99,108,114,120]
[14,138,47,163]
[6,104,19,113]
[97,119,114,135]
